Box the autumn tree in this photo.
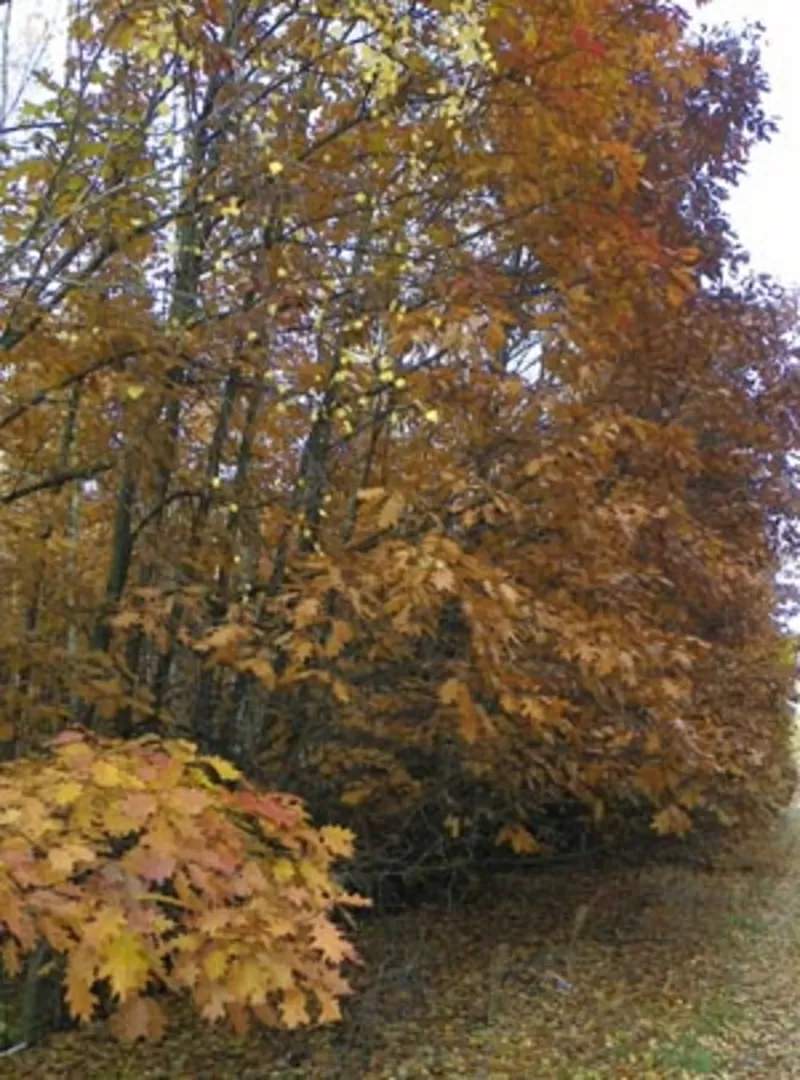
[0,0,797,902]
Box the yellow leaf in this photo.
[125,384,145,401]
[319,824,354,858]
[203,948,229,981]
[91,761,125,788]
[99,931,151,1000]
[272,858,296,885]
[227,957,268,1005]
[268,160,284,176]
[200,755,241,783]
[52,781,83,806]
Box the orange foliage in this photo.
[0,730,364,1040]
[0,0,797,955]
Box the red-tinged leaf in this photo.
[47,842,97,877]
[226,1001,251,1036]
[167,787,210,815]
[121,792,158,824]
[51,730,87,747]
[109,995,167,1042]
[234,791,302,829]
[125,845,177,884]
[252,1002,280,1026]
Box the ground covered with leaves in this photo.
[4,800,800,1080]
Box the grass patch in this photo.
[652,1030,726,1075]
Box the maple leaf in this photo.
[0,0,794,1044]
[65,950,99,1023]
[431,565,456,592]
[226,1001,252,1036]
[91,761,126,789]
[52,781,84,807]
[124,844,177,884]
[99,931,152,1000]
[279,986,310,1029]
[226,957,269,1005]
[202,948,229,982]
[120,792,158,825]
[319,824,354,859]
[314,988,342,1024]
[651,805,694,838]
[235,791,302,829]
[47,842,97,877]
[109,995,167,1042]
[82,908,127,950]
[310,917,357,964]
[198,982,230,1023]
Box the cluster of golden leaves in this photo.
[0,730,365,1041]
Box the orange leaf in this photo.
[109,995,167,1042]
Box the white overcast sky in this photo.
[700,0,799,290]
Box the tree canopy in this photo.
[0,0,798,1039]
